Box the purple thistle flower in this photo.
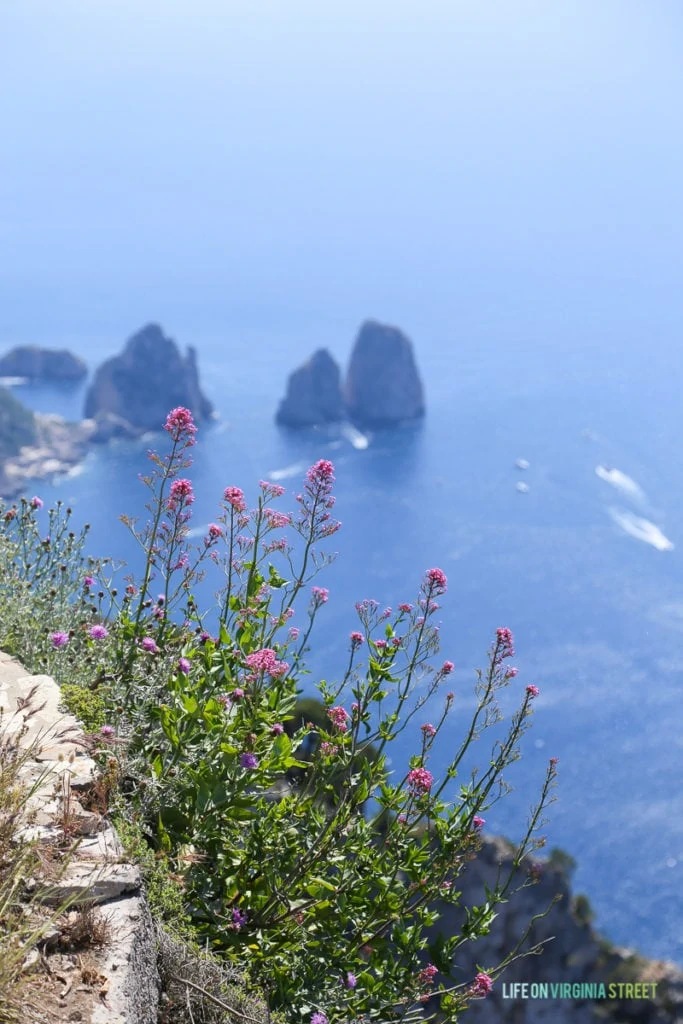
[177,657,191,674]
[50,631,69,649]
[141,636,159,653]
[88,624,109,640]
[240,752,259,769]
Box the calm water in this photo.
[6,323,682,965]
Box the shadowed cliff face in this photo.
[83,323,213,434]
[343,320,425,427]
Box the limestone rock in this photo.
[83,323,213,436]
[343,320,425,426]
[276,348,343,426]
[0,345,87,382]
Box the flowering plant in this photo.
[0,408,557,1024]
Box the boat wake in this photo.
[608,507,674,551]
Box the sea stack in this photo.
[0,346,87,382]
[84,323,213,437]
[276,348,343,426]
[344,320,425,427]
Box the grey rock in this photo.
[343,319,425,426]
[276,348,343,426]
[87,412,141,443]
[0,346,87,381]
[84,323,213,435]
[90,894,160,1024]
[39,862,141,906]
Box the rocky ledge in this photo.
[0,413,96,501]
[276,319,425,428]
[84,323,213,438]
[0,345,88,382]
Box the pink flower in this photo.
[421,723,436,737]
[100,725,115,738]
[169,478,194,503]
[470,972,493,997]
[88,624,109,640]
[264,509,291,529]
[259,480,286,497]
[328,706,350,732]
[550,756,559,766]
[495,627,515,659]
[223,486,247,512]
[350,631,364,647]
[232,688,245,700]
[505,666,518,679]
[306,459,335,486]
[398,602,413,613]
[30,496,44,509]
[319,741,338,757]
[425,567,448,594]
[207,523,222,538]
[418,964,438,986]
[473,815,485,829]
[164,407,197,441]
[375,639,387,650]
[288,626,300,641]
[526,684,540,698]
[407,767,433,795]
[84,576,95,588]
[271,723,284,736]
[178,657,191,674]
[50,631,69,649]
[441,660,454,675]
[311,586,329,606]
[141,637,159,653]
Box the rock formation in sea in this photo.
[0,346,87,381]
[276,348,343,426]
[344,320,425,426]
[83,323,213,437]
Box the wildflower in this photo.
[328,706,350,732]
[418,964,438,986]
[375,639,387,650]
[50,631,69,649]
[441,660,454,674]
[526,684,540,698]
[88,624,109,640]
[223,486,247,512]
[264,509,291,528]
[232,688,245,700]
[30,496,44,509]
[169,478,194,503]
[100,725,115,738]
[231,907,248,929]
[311,1014,328,1024]
[178,657,191,674]
[550,756,559,766]
[84,576,95,588]
[350,631,364,646]
[407,767,433,795]
[471,972,493,997]
[199,631,211,643]
[217,694,232,709]
[259,480,286,497]
[505,666,518,678]
[271,723,284,736]
[125,584,138,596]
[311,585,329,605]
[421,723,437,737]
[207,523,222,538]
[240,752,259,769]
[288,626,300,641]
[495,627,515,659]
[473,815,486,829]
[319,741,338,756]
[398,602,413,612]
[306,460,335,487]
[391,636,402,647]
[343,972,357,989]
[141,637,159,653]
[164,406,197,441]
[425,567,448,594]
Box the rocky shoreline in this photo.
[0,413,96,502]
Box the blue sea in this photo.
[2,0,683,969]
[4,318,682,965]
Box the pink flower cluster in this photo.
[470,972,493,997]
[245,648,289,678]
[164,406,197,442]
[224,486,247,512]
[425,567,448,595]
[495,627,515,660]
[417,963,438,986]
[311,586,329,606]
[328,706,350,732]
[407,767,433,795]
[526,684,540,698]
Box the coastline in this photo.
[0,413,95,502]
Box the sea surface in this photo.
[4,322,682,965]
